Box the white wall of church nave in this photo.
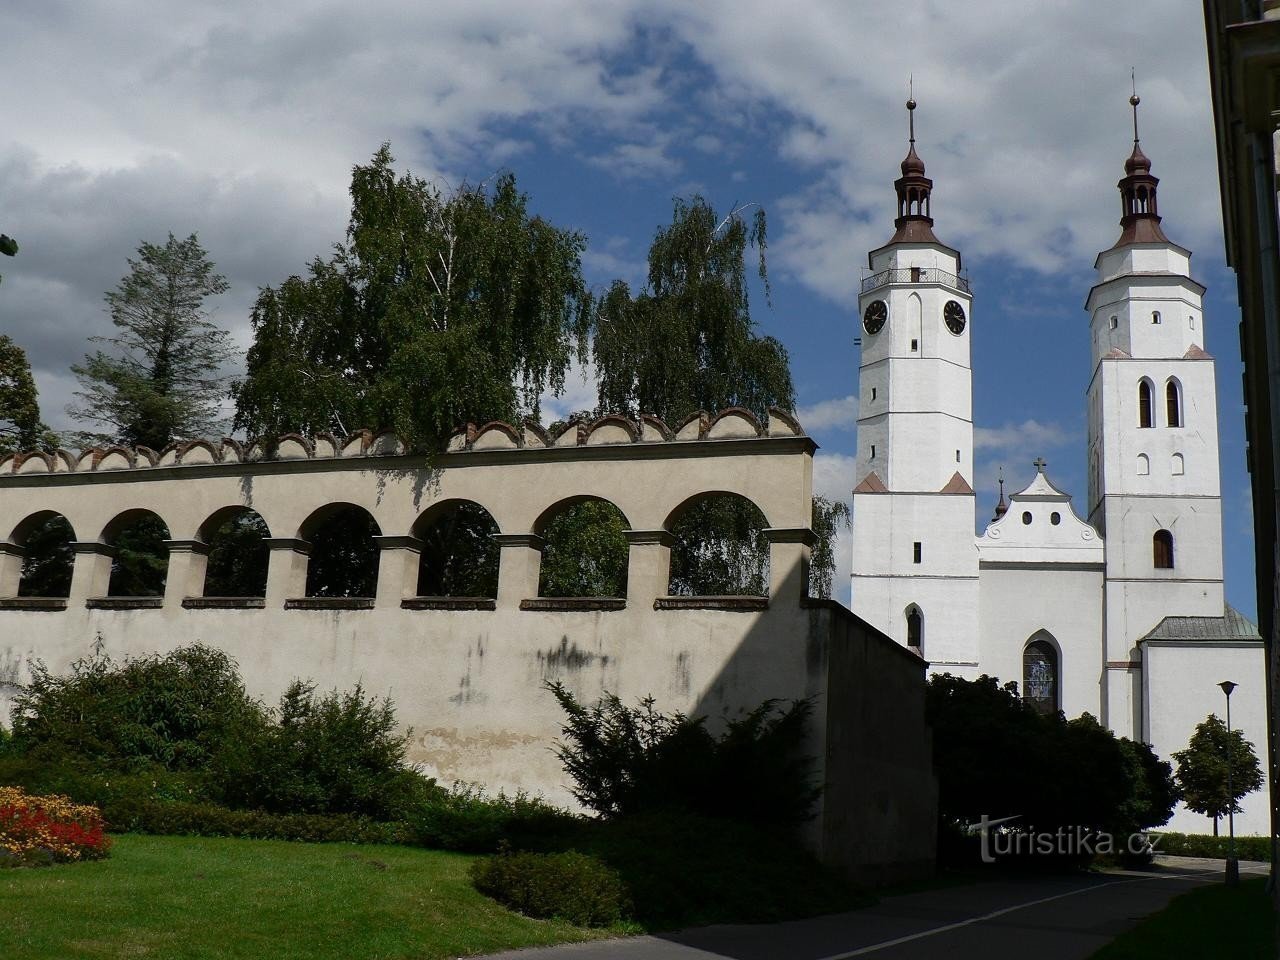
[1144,642,1271,836]
[849,573,978,667]
[976,567,1104,720]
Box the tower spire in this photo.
[889,92,939,244]
[993,466,1008,522]
[1112,76,1169,247]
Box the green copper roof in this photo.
[1143,605,1261,643]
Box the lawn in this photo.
[0,834,619,960]
[1091,877,1276,959]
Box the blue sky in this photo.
[0,1,1256,616]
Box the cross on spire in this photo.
[1033,457,1047,473]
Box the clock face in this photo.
[944,299,967,335]
[863,299,887,335]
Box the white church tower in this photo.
[1086,94,1225,738]
[850,99,980,669]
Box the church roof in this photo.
[1143,605,1262,643]
[1008,463,1071,502]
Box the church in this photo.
[848,96,1271,836]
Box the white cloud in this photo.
[811,452,856,505]
[973,419,1073,455]
[796,394,857,432]
[538,359,600,426]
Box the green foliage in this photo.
[0,335,53,454]
[234,145,589,449]
[585,197,793,424]
[403,785,578,853]
[668,495,768,596]
[16,514,73,598]
[1172,713,1264,831]
[10,645,263,771]
[214,681,413,819]
[538,500,629,597]
[107,514,171,596]
[69,233,232,450]
[202,511,270,597]
[1148,831,1272,861]
[304,507,380,597]
[470,849,631,927]
[809,495,851,599]
[416,502,500,597]
[548,682,819,824]
[1117,737,1179,837]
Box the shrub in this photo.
[0,787,110,862]
[1151,831,1272,863]
[470,849,631,927]
[548,682,818,824]
[403,784,578,853]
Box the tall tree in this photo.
[0,335,53,454]
[233,145,590,448]
[69,233,232,450]
[1172,714,1264,836]
[586,197,793,424]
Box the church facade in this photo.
[849,97,1271,836]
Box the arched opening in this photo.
[1165,379,1182,427]
[413,500,500,598]
[102,510,171,597]
[906,605,923,651]
[11,512,75,598]
[1171,453,1185,476]
[907,292,922,355]
[1153,529,1174,570]
[301,504,380,598]
[1138,379,1154,428]
[1137,453,1149,476]
[536,497,630,598]
[200,507,270,597]
[666,493,770,597]
[1023,637,1059,715]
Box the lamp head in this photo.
[1219,680,1238,698]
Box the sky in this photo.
[0,1,1258,617]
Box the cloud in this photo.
[796,394,857,432]
[811,452,856,505]
[973,419,1073,456]
[538,359,601,426]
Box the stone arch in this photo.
[412,499,501,598]
[101,508,171,597]
[10,511,75,598]
[300,502,382,598]
[665,491,771,597]
[1022,632,1060,715]
[199,506,271,597]
[535,495,631,598]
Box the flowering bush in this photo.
[0,786,111,863]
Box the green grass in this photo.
[0,834,619,960]
[1091,877,1276,959]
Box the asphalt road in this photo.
[476,858,1269,960]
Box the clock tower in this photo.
[850,99,980,670]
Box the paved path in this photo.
[476,858,1269,960]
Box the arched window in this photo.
[1137,453,1149,476]
[11,512,74,598]
[1171,453,1185,476]
[667,493,769,597]
[1153,529,1174,569]
[413,500,500,598]
[200,507,271,597]
[102,510,171,597]
[1138,379,1154,428]
[906,605,923,650]
[1151,310,1161,324]
[1165,379,1182,427]
[1023,639,1058,715]
[301,504,380,598]
[537,497,630,598]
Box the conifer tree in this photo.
[69,233,232,450]
[0,335,53,454]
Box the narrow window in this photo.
[906,606,923,650]
[871,387,877,401]
[1153,529,1174,569]
[1023,640,1058,715]
[1109,315,1119,330]
[913,542,922,564]
[870,444,876,459]
[1022,511,1032,525]
[1138,379,1153,428]
[1152,310,1161,324]
[1189,315,1195,330]
[1172,453,1184,476]
[1137,453,1149,475]
[910,338,918,352]
[955,449,961,463]
[1166,379,1182,427]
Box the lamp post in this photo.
[1219,680,1239,887]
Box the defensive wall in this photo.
[0,407,936,881]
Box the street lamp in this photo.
[1219,680,1239,887]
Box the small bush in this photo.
[404,784,579,853]
[1151,831,1272,863]
[470,849,630,927]
[0,786,110,862]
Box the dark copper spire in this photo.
[890,96,940,244]
[1112,81,1169,247]
[992,466,1008,522]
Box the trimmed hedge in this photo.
[1152,832,1272,862]
[101,797,412,845]
[470,849,631,927]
